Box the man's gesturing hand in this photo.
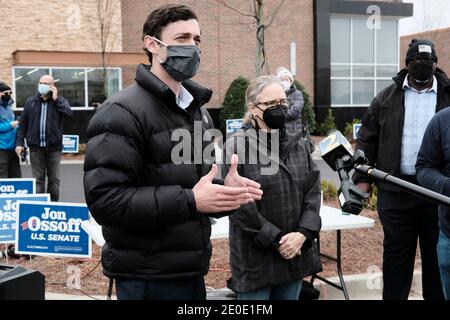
[224,154,263,202]
[193,163,256,213]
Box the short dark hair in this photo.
[142,4,198,64]
[91,94,107,106]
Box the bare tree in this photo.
[216,0,286,76]
[93,0,116,97]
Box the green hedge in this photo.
[219,76,249,133]
[321,180,337,201]
[317,108,336,136]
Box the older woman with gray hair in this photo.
[225,75,322,300]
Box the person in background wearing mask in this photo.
[354,39,450,300]
[83,4,262,300]
[0,82,21,178]
[16,75,73,201]
[276,67,304,136]
[224,76,322,300]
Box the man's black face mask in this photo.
[152,37,201,82]
[408,60,435,83]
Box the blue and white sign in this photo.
[353,123,362,140]
[0,179,36,195]
[226,119,244,133]
[0,194,50,244]
[15,201,91,258]
[62,135,79,153]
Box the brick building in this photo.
[0,0,414,140]
[400,27,450,73]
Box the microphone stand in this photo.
[354,164,450,207]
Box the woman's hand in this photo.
[278,232,306,260]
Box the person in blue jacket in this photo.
[416,107,450,300]
[0,82,21,178]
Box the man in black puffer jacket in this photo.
[83,4,262,300]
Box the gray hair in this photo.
[245,75,282,106]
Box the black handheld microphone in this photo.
[319,130,368,215]
[20,148,28,163]
[319,129,354,171]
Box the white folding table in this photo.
[312,205,375,300]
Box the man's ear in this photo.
[143,36,158,54]
[433,62,437,73]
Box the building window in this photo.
[53,69,86,107]
[12,67,122,110]
[87,69,120,106]
[330,17,399,107]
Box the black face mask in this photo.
[162,45,200,82]
[153,38,201,82]
[1,95,11,106]
[256,106,286,129]
[408,60,435,83]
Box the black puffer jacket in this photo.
[83,64,215,280]
[353,68,450,191]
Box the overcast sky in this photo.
[399,0,450,36]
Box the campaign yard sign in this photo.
[353,123,362,140]
[0,194,50,244]
[15,201,91,258]
[226,119,244,133]
[62,135,79,154]
[0,178,36,195]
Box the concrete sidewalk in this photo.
[314,271,423,300]
[207,271,423,300]
[45,271,424,300]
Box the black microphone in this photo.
[20,147,28,163]
[319,129,354,171]
[319,130,368,215]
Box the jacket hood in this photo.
[135,64,213,107]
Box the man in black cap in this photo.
[354,39,450,300]
[0,82,21,178]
